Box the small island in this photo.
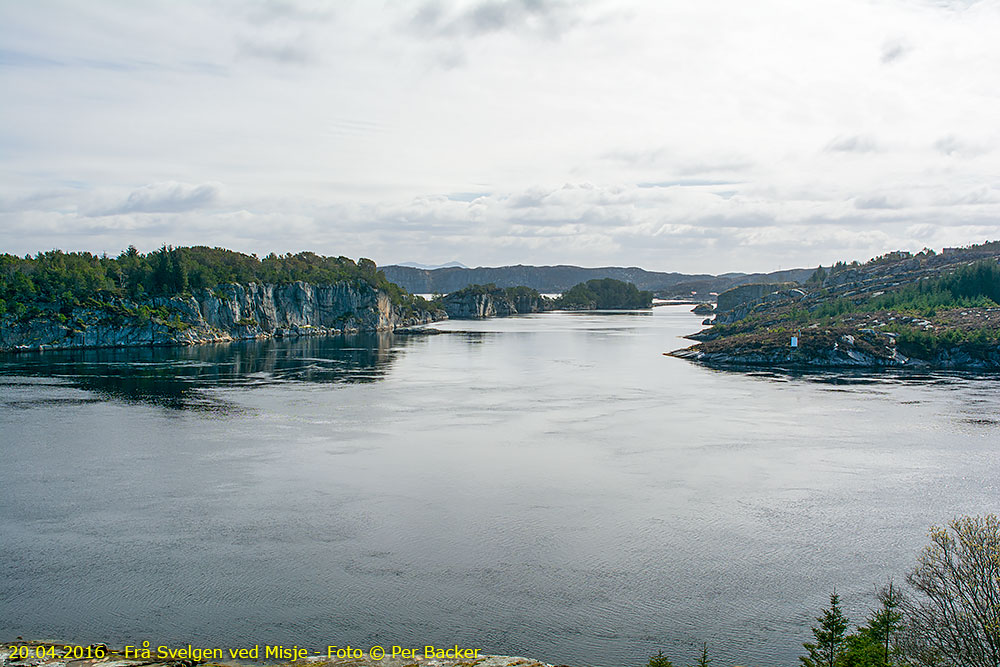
[436,278,653,319]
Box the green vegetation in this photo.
[428,280,652,313]
[904,515,1000,666]
[796,585,904,667]
[888,324,998,359]
[0,245,431,322]
[502,285,544,301]
[799,516,999,667]
[812,260,1000,319]
[558,278,653,309]
[645,650,674,667]
[643,515,997,667]
[801,592,850,667]
[694,252,1000,366]
[644,644,710,667]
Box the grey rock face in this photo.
[714,282,803,324]
[1,281,443,351]
[441,292,518,319]
[508,293,554,314]
[670,334,1000,369]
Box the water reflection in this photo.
[2,307,1000,666]
[0,333,405,410]
[723,365,995,386]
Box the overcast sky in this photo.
[2,0,1000,274]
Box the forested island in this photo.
[670,241,1000,369]
[0,246,443,351]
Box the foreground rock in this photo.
[0,641,561,667]
[0,282,445,352]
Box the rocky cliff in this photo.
[713,282,805,324]
[439,285,556,319]
[670,330,1000,369]
[0,281,443,352]
[441,291,518,319]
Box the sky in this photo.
[2,0,1000,274]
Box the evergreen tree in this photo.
[801,591,850,667]
[646,650,673,667]
[689,643,710,667]
[866,581,903,666]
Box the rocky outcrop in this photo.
[0,281,444,352]
[669,344,913,368]
[508,292,554,314]
[716,282,798,312]
[669,330,1000,369]
[713,282,805,324]
[691,302,715,315]
[439,285,556,319]
[440,290,518,319]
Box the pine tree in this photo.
[689,643,710,667]
[866,581,903,666]
[801,591,850,667]
[646,650,674,667]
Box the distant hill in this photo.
[382,263,815,297]
[394,261,468,270]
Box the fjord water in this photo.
[2,306,998,667]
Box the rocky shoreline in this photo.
[668,325,1000,370]
[668,345,916,369]
[667,244,1000,371]
[0,282,445,353]
[1,641,562,667]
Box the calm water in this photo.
[1,306,998,666]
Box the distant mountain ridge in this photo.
[382,263,815,297]
[395,261,467,270]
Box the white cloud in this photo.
[933,134,992,157]
[880,38,910,64]
[407,0,585,40]
[2,0,1000,273]
[100,182,224,215]
[826,135,881,154]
